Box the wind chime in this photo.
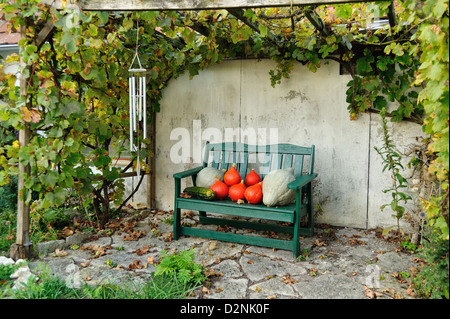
[128,21,147,177]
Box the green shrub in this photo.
[413,228,449,299]
[154,249,205,287]
[0,175,17,212]
[0,263,18,289]
[0,210,16,253]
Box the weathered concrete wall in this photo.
[142,59,424,230]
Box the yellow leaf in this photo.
[21,107,41,123]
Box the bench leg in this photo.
[305,183,314,236]
[293,190,302,258]
[174,179,182,240]
[199,211,207,224]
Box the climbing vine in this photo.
[0,2,222,227]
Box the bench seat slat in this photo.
[181,227,295,251]
[177,197,301,223]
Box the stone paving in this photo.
[21,208,419,299]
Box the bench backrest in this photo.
[202,142,315,179]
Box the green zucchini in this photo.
[183,186,216,200]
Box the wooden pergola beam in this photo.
[76,0,375,11]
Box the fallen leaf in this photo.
[308,268,317,277]
[204,268,217,277]
[393,292,404,299]
[128,260,143,270]
[281,273,298,285]
[408,266,418,277]
[392,272,407,283]
[123,230,145,241]
[61,227,75,237]
[215,287,224,293]
[348,237,367,246]
[247,260,254,264]
[266,295,277,299]
[54,249,68,257]
[202,286,210,294]
[81,244,111,258]
[314,239,327,247]
[147,256,154,264]
[406,281,416,297]
[217,225,230,232]
[364,285,382,299]
[163,232,174,242]
[136,245,150,256]
[80,262,90,268]
[208,242,218,251]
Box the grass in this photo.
[0,262,200,299]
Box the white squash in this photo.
[196,167,225,188]
[262,168,296,206]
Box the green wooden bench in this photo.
[173,141,317,257]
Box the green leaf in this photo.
[61,101,83,118]
[104,168,120,181]
[93,154,111,167]
[181,28,196,45]
[60,32,78,54]
[40,172,59,188]
[96,11,109,24]
[259,24,268,38]
[356,57,372,74]
[335,4,353,20]
[88,24,98,37]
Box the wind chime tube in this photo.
[143,77,147,139]
[131,76,137,134]
[129,77,134,152]
[137,76,141,122]
[141,78,143,124]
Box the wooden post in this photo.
[147,112,156,209]
[10,126,32,260]
[10,26,32,260]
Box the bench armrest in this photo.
[173,166,203,179]
[287,173,318,190]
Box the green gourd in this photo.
[262,168,296,206]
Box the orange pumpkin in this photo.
[229,180,247,201]
[210,177,229,200]
[224,163,241,186]
[244,182,263,204]
[244,169,261,186]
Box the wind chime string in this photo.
[128,20,147,178]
